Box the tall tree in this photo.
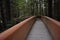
[1,0,7,31]
[48,0,52,17]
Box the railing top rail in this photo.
[0,16,36,40]
[41,16,60,40]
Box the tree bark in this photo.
[48,0,52,17]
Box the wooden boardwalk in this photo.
[27,19,52,40]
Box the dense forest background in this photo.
[0,0,60,32]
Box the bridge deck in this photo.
[27,19,52,40]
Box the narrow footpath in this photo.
[27,19,52,40]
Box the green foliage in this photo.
[15,0,26,10]
[6,0,49,28]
